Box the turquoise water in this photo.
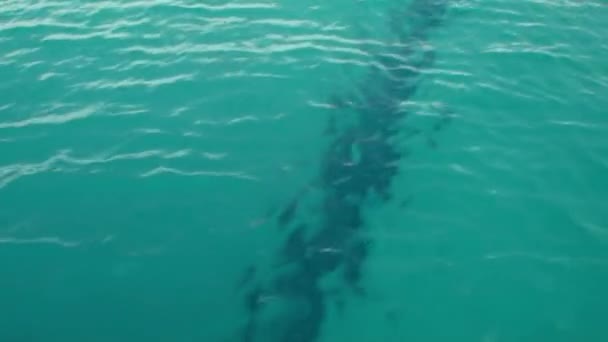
[2,0,608,341]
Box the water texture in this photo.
[1,1,608,341]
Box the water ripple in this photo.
[0,148,205,189]
[118,41,370,57]
[41,31,132,41]
[139,166,259,181]
[0,18,87,31]
[483,251,608,267]
[75,73,196,90]
[0,236,81,248]
[0,105,99,129]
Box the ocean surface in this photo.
[1,1,608,341]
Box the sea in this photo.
[1,1,608,341]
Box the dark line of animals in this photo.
[234,1,453,341]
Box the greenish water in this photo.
[1,1,608,341]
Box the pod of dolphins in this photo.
[237,1,452,341]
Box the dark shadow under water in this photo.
[236,1,452,341]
